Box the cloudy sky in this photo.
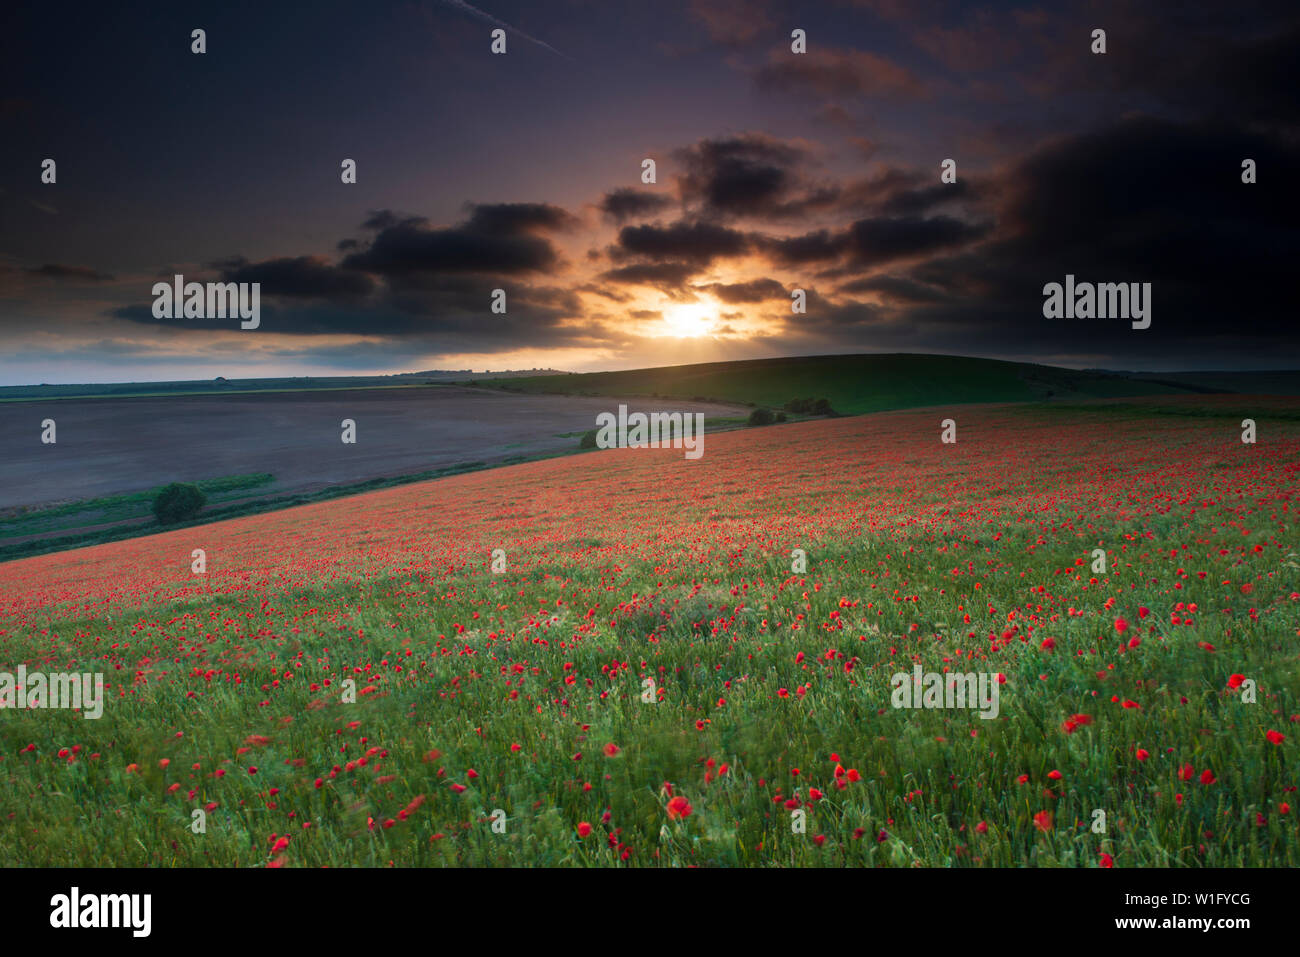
[2,0,1296,384]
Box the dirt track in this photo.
[0,386,749,510]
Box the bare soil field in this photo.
[0,386,749,511]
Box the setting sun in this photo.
[662,301,714,338]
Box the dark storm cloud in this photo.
[673,134,843,221]
[1047,0,1300,130]
[218,256,374,300]
[461,202,578,235]
[110,277,585,346]
[998,117,1288,263]
[825,167,992,221]
[597,188,675,223]
[864,115,1300,364]
[611,220,749,265]
[874,180,978,217]
[110,301,424,336]
[768,295,894,343]
[675,135,802,217]
[108,200,587,350]
[697,278,789,303]
[361,210,430,231]
[748,212,988,272]
[754,229,848,265]
[341,202,574,277]
[837,275,951,304]
[846,215,991,265]
[598,262,701,288]
[1162,19,1300,127]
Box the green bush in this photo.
[783,397,838,416]
[579,429,600,448]
[747,408,776,426]
[152,482,207,525]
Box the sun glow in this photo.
[661,302,714,338]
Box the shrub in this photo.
[748,408,776,426]
[783,397,838,416]
[579,429,600,448]
[152,482,207,525]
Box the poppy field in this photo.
[1,396,1298,868]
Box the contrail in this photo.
[434,0,571,59]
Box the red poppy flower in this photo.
[1063,713,1092,733]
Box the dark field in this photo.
[0,385,747,513]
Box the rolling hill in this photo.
[474,353,1203,415]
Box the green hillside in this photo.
[1128,370,1300,396]
[477,353,1195,415]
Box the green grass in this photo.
[1,519,1294,867]
[476,353,1194,416]
[1,401,1298,867]
[0,474,275,534]
[0,453,588,564]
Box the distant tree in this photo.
[748,408,776,426]
[784,397,838,416]
[152,482,207,525]
[579,429,600,448]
